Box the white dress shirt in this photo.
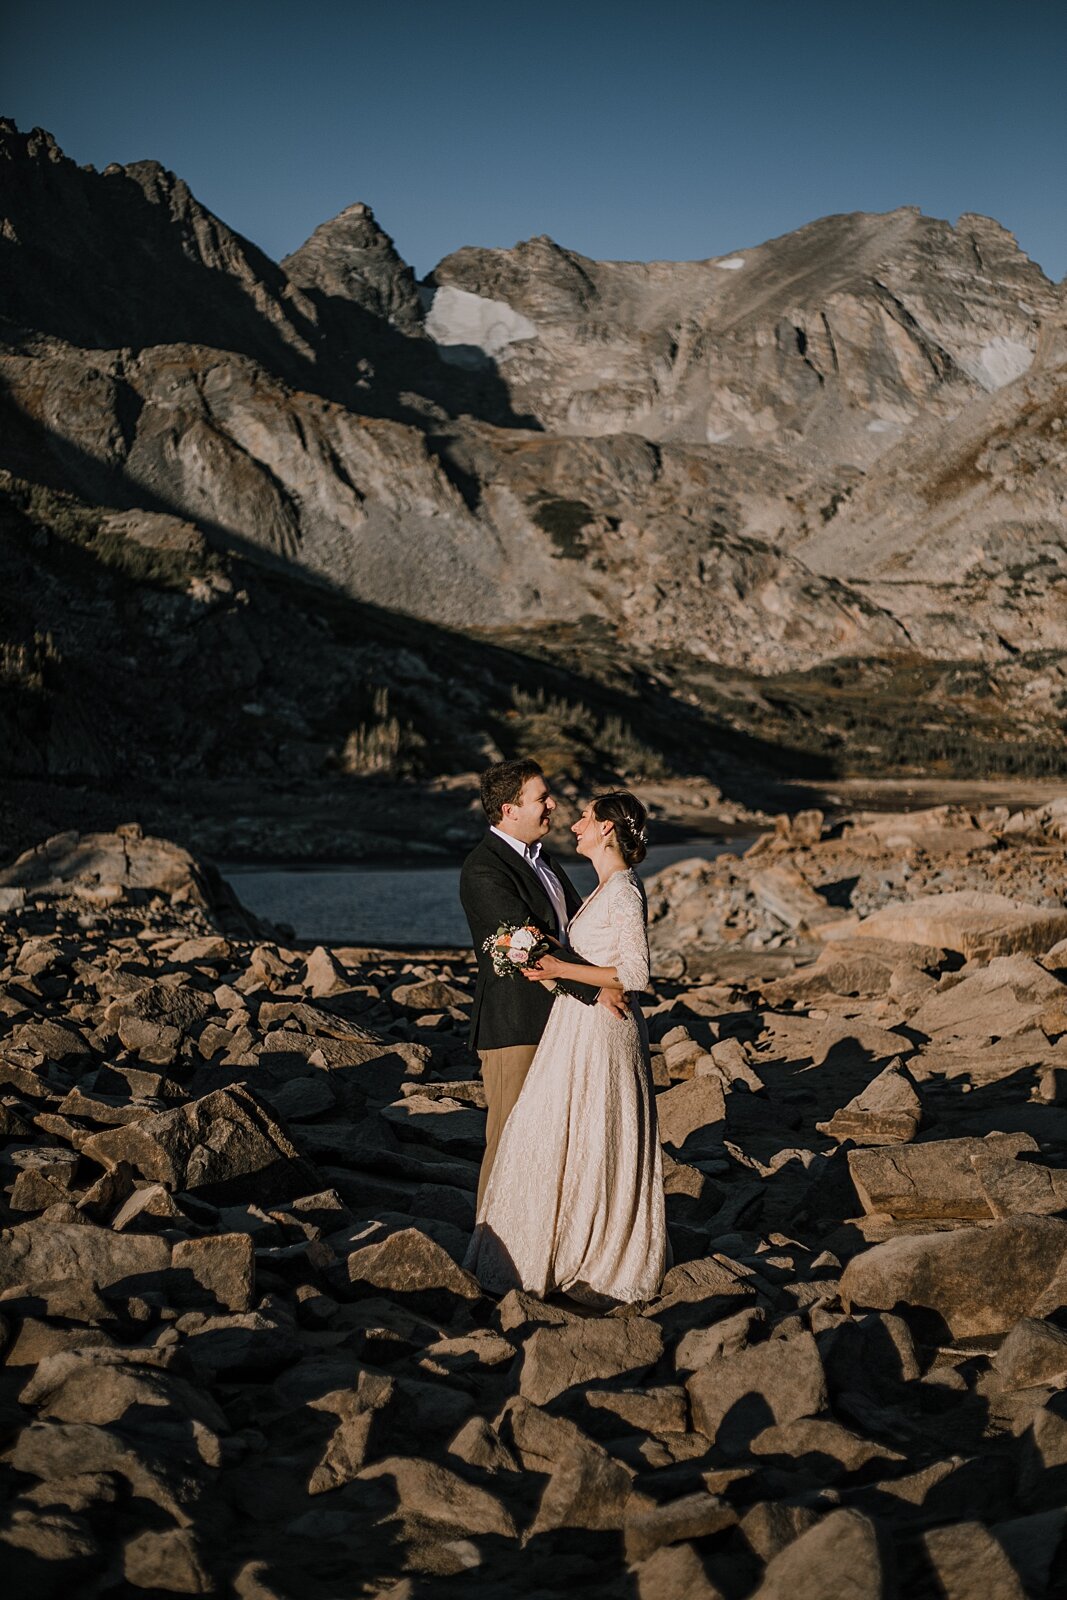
[490,826,570,938]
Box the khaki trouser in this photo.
[476,1044,538,1213]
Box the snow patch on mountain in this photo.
[422,285,537,366]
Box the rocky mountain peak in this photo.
[283,202,423,334]
[0,119,320,376]
[0,119,62,165]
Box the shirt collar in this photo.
[490,826,544,866]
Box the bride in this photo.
[463,791,667,1305]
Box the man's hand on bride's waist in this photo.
[596,986,631,1019]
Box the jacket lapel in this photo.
[482,832,557,927]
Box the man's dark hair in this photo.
[480,758,544,825]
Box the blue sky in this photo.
[4,0,1065,280]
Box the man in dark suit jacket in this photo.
[460,757,627,1210]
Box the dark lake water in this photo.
[222,837,755,947]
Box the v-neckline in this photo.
[570,866,629,928]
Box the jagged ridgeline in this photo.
[2,117,1066,819]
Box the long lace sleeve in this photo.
[612,874,650,992]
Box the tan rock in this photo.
[748,1416,905,1479]
[848,1133,1036,1219]
[340,1227,481,1317]
[751,1508,886,1599]
[519,1319,664,1406]
[631,1541,725,1600]
[748,865,844,930]
[817,1059,922,1145]
[122,1526,215,1593]
[496,1396,634,1534]
[172,1234,254,1313]
[911,956,1065,1046]
[970,1149,1067,1219]
[849,892,1067,962]
[687,1332,826,1453]
[0,1219,171,1295]
[623,1491,736,1563]
[839,1214,1067,1337]
[301,945,351,996]
[584,1385,688,1437]
[656,1075,726,1153]
[674,1307,766,1373]
[81,1085,321,1204]
[921,1521,1026,1600]
[993,1318,1067,1390]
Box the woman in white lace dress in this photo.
[463,792,667,1306]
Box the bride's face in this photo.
[573,803,608,856]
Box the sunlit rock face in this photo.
[429,209,1058,462]
[2,115,1066,704]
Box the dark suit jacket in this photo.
[460,831,600,1051]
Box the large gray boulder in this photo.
[839,1215,1067,1338]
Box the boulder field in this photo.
[2,813,1067,1595]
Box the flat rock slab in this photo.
[839,1214,1067,1338]
[849,892,1067,963]
[748,1416,905,1482]
[656,1076,726,1154]
[763,936,946,1005]
[380,1095,485,1155]
[356,1455,515,1537]
[748,865,844,930]
[970,1149,1067,1219]
[0,1220,171,1296]
[909,955,1065,1043]
[0,827,214,901]
[498,1396,635,1534]
[520,1319,664,1406]
[848,1134,1037,1220]
[687,1332,826,1455]
[623,1491,736,1563]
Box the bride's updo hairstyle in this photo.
[592,791,649,867]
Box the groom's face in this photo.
[502,774,556,843]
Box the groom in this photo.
[460,757,627,1209]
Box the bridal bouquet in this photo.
[483,923,586,998]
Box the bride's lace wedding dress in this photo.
[463,867,667,1305]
